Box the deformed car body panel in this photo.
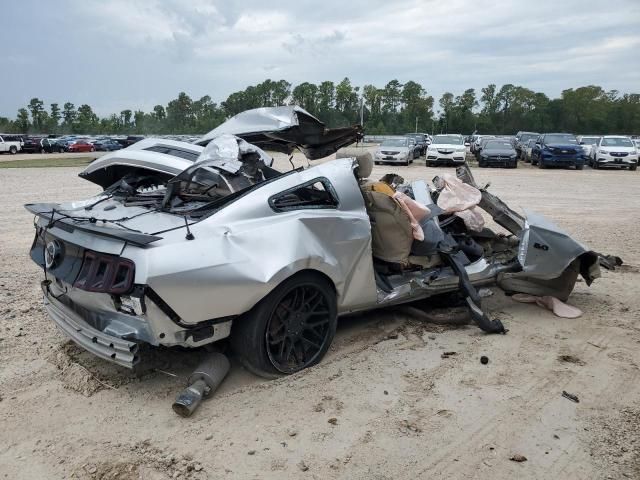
[80,138,204,188]
[139,158,378,322]
[196,106,363,160]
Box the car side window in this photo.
[269,177,339,212]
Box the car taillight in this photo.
[74,251,135,294]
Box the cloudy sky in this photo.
[2,0,639,116]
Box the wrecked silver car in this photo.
[26,106,619,378]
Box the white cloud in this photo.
[0,0,639,116]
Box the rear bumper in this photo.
[42,284,139,368]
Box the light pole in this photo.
[415,116,418,133]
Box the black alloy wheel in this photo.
[231,272,337,378]
[266,284,332,374]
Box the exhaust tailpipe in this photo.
[172,353,230,417]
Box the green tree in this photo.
[62,102,77,131]
[28,98,45,131]
[16,108,30,132]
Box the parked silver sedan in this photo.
[26,107,620,378]
[373,137,414,165]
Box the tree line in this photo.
[1,79,638,136]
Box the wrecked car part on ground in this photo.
[172,353,230,417]
[25,106,621,378]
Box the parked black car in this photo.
[405,133,427,156]
[20,136,44,153]
[478,139,518,168]
[93,139,123,151]
[514,131,540,159]
[116,135,145,148]
[41,138,66,153]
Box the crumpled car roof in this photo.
[196,106,363,160]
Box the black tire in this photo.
[593,161,599,170]
[512,161,518,169]
[575,164,584,170]
[630,164,637,171]
[231,272,337,379]
[478,159,486,168]
[374,161,380,165]
[9,146,17,154]
[538,159,546,169]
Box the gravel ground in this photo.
[1,152,639,479]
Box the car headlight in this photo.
[457,147,466,152]
[600,150,609,154]
[510,154,517,159]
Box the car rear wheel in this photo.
[231,272,337,378]
[9,146,17,154]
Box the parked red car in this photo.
[66,140,95,153]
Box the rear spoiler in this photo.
[25,203,163,246]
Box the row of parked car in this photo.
[513,132,639,171]
[0,134,145,154]
[468,132,640,171]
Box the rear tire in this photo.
[9,146,17,154]
[231,272,337,379]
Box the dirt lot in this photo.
[1,153,639,479]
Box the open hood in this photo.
[196,106,363,160]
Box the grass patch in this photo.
[0,156,94,168]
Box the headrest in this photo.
[336,147,373,179]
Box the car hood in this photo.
[482,148,515,156]
[378,146,410,152]
[430,143,464,149]
[546,143,579,149]
[196,106,363,160]
[600,145,635,152]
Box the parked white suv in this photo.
[0,134,23,154]
[590,136,638,171]
[426,134,466,167]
